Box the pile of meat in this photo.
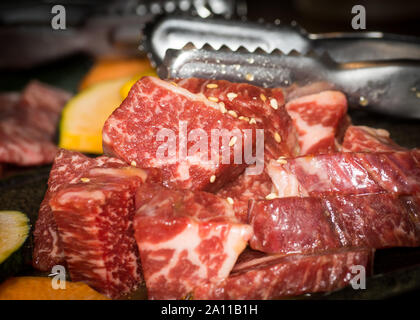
[0,81,71,175]
[33,76,420,299]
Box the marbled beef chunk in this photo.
[103,77,259,192]
[342,125,407,153]
[193,248,373,299]
[267,151,420,198]
[249,197,342,254]
[33,149,160,273]
[49,165,156,298]
[249,193,420,255]
[175,78,299,159]
[174,78,300,219]
[217,171,273,223]
[285,91,348,156]
[133,184,253,300]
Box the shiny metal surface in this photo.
[145,15,420,66]
[159,44,420,119]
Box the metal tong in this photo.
[159,44,420,119]
[144,15,420,66]
[145,15,420,119]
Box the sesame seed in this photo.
[228,110,238,118]
[359,96,368,107]
[265,193,278,200]
[260,94,267,102]
[210,175,216,183]
[80,177,90,183]
[219,102,227,113]
[206,83,218,89]
[239,116,250,122]
[170,81,178,86]
[270,98,278,110]
[227,197,234,205]
[130,161,137,167]
[274,132,282,143]
[208,96,219,102]
[245,73,254,81]
[227,92,238,101]
[229,136,238,147]
[276,159,288,164]
[249,118,257,124]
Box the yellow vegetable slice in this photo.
[0,277,109,300]
[79,58,154,91]
[0,211,29,265]
[59,77,130,154]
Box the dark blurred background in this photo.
[249,0,420,36]
[1,0,419,74]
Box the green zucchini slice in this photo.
[0,211,30,281]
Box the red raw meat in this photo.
[0,81,71,166]
[285,91,348,155]
[173,78,300,218]
[33,150,125,271]
[249,193,420,255]
[175,78,299,159]
[249,197,341,254]
[342,125,407,152]
[267,151,420,197]
[103,77,259,192]
[216,171,273,222]
[193,248,373,299]
[133,184,253,300]
[0,93,20,118]
[324,193,420,247]
[49,165,154,298]
[19,81,71,135]
[33,149,160,272]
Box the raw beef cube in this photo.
[342,126,407,152]
[217,171,273,223]
[175,78,299,159]
[33,149,160,271]
[248,193,420,255]
[49,165,155,298]
[133,184,253,300]
[175,78,300,219]
[33,150,126,271]
[285,91,348,155]
[267,151,420,197]
[360,152,420,194]
[267,153,381,197]
[0,81,71,166]
[249,197,342,254]
[324,193,420,248]
[193,248,373,299]
[103,77,258,192]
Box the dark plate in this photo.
[1,54,420,299]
